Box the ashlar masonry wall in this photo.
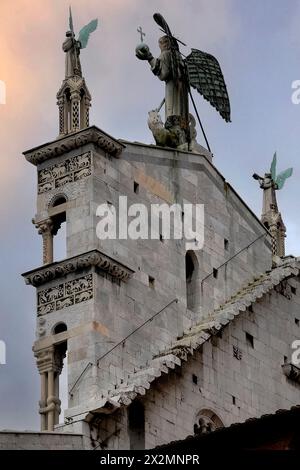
[94,276,300,449]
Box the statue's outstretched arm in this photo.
[253,173,264,186]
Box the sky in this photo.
[0,0,300,430]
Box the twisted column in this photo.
[35,346,65,431]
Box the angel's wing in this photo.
[78,19,98,49]
[276,168,293,190]
[186,48,231,122]
[270,152,277,181]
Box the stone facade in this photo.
[22,128,272,430]
[59,260,300,449]
[138,276,300,448]
[16,125,300,449]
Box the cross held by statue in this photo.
[137,26,145,42]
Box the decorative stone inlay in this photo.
[37,274,93,315]
[38,151,91,194]
[22,250,134,287]
[23,126,125,166]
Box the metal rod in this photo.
[69,362,93,397]
[189,89,211,153]
[201,233,267,285]
[68,298,178,395]
[96,298,178,366]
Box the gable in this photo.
[64,257,300,424]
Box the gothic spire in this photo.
[253,152,293,260]
[56,9,98,137]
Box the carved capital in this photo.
[70,91,80,101]
[35,346,65,374]
[57,96,65,107]
[33,218,54,236]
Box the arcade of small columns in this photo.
[32,211,68,431]
[57,76,91,136]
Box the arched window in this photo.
[128,401,145,450]
[194,409,223,435]
[52,212,66,261]
[49,195,67,261]
[185,251,199,311]
[52,195,67,207]
[53,322,67,335]
[53,322,68,424]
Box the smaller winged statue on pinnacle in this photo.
[63,7,98,79]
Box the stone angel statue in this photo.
[63,7,98,79]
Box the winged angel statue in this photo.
[63,8,98,79]
[253,153,293,259]
[136,13,231,151]
[253,153,293,193]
